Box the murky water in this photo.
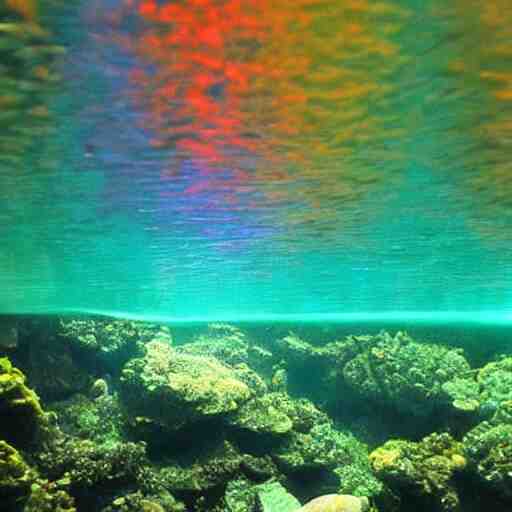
[1,0,512,320]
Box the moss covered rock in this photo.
[58,317,171,373]
[0,440,34,507]
[120,341,254,431]
[477,357,512,413]
[463,401,512,499]
[342,331,471,417]
[370,433,466,512]
[0,357,45,446]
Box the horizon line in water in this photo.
[10,308,512,326]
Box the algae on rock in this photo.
[120,341,254,431]
[370,432,466,512]
[0,357,45,447]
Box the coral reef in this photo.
[12,319,92,401]
[342,331,471,418]
[58,318,171,373]
[370,433,466,512]
[120,341,255,432]
[0,440,34,508]
[463,401,512,499]
[35,434,148,494]
[101,491,185,512]
[0,439,76,512]
[2,317,511,512]
[0,357,45,447]
[477,357,512,415]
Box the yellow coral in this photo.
[449,453,467,470]
[369,447,401,472]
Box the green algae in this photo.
[0,357,45,447]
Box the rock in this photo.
[298,494,370,512]
[0,357,45,447]
[0,440,33,506]
[370,433,465,512]
[226,393,294,436]
[463,401,512,499]
[58,317,171,373]
[342,331,472,418]
[256,481,301,512]
[120,341,254,431]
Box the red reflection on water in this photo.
[110,0,406,230]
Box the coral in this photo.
[178,324,250,366]
[0,357,45,447]
[0,440,34,507]
[463,401,512,499]
[180,324,275,381]
[477,357,512,413]
[228,391,329,439]
[0,439,77,511]
[224,477,259,512]
[226,479,301,512]
[156,440,244,493]
[58,317,171,373]
[273,334,341,404]
[24,479,76,512]
[440,377,480,413]
[49,393,125,446]
[342,331,471,417]
[120,341,254,431]
[274,422,382,499]
[101,491,185,512]
[35,434,148,494]
[370,433,466,511]
[226,393,294,437]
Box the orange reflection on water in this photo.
[441,0,512,239]
[113,0,408,231]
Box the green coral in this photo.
[227,393,295,437]
[0,357,45,446]
[49,393,125,446]
[0,440,33,507]
[58,317,171,372]
[0,439,77,511]
[477,357,512,412]
[24,480,76,512]
[101,491,185,512]
[120,341,254,431]
[35,434,147,492]
[224,477,259,512]
[463,401,512,499]
[157,440,243,493]
[178,324,250,366]
[274,422,381,498]
[342,331,471,417]
[370,433,467,512]
[441,376,480,413]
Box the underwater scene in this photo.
[1,0,512,511]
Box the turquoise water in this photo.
[1,0,512,321]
